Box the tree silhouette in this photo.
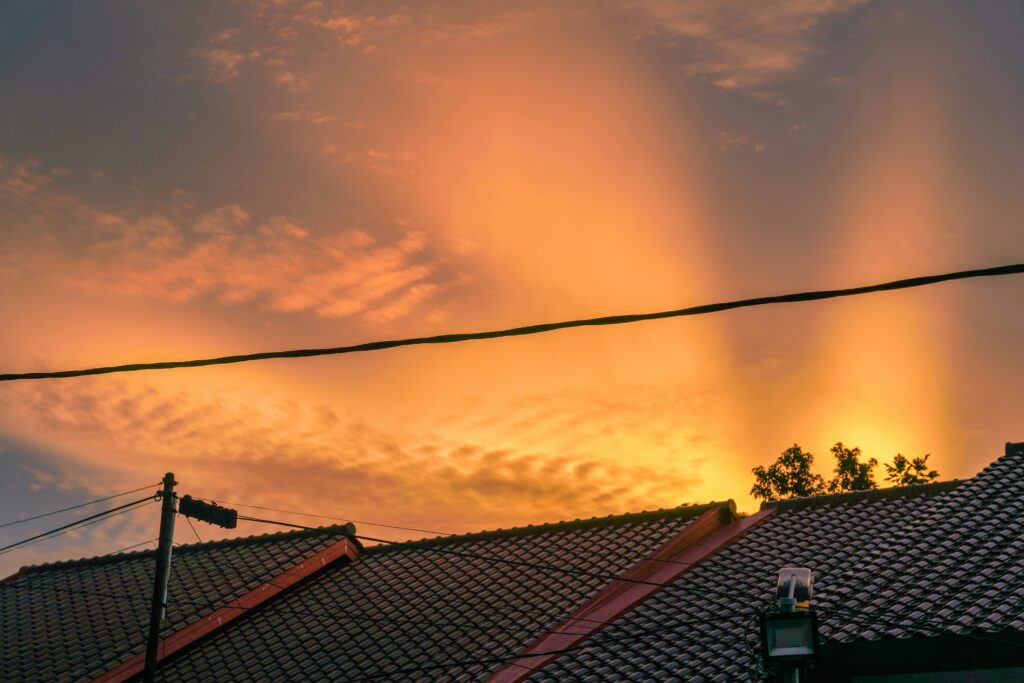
[750,445,826,500]
[827,442,878,493]
[752,443,943,501]
[884,453,940,486]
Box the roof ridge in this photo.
[964,441,1024,482]
[759,479,963,511]
[14,523,356,575]
[363,501,731,554]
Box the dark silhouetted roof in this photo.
[7,444,1024,682]
[0,525,353,682]
[534,445,1024,681]
[154,503,722,682]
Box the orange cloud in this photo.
[192,47,249,82]
[0,376,701,538]
[268,110,338,124]
[715,129,767,152]
[0,157,454,324]
[626,0,869,91]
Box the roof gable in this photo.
[152,503,730,681]
[531,479,969,680]
[0,525,354,682]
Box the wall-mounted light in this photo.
[761,609,820,661]
[760,567,819,682]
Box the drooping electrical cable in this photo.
[0,483,158,529]
[235,514,766,605]
[3,263,1021,381]
[0,496,154,555]
[200,498,451,536]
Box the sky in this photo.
[2,0,1024,575]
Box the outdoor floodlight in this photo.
[760,609,820,662]
[760,567,820,681]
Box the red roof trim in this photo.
[90,536,359,683]
[488,504,776,683]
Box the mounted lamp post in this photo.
[760,567,820,683]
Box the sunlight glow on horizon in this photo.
[2,1,1024,572]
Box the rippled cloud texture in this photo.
[2,0,1024,572]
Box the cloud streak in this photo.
[189,1,867,96]
[627,0,869,91]
[0,377,700,537]
[0,157,451,323]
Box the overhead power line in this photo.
[346,614,764,682]
[3,501,159,555]
[104,538,159,556]
[235,515,766,605]
[204,498,451,536]
[217,513,695,633]
[9,578,758,677]
[0,483,158,529]
[229,503,750,575]
[2,262,1022,382]
[0,496,154,555]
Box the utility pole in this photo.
[144,472,178,683]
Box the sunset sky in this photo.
[2,0,1024,574]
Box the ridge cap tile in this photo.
[12,522,356,577]
[363,500,732,554]
[758,479,963,511]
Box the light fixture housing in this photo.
[760,609,821,664]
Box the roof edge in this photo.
[760,479,963,512]
[89,535,360,683]
[365,501,730,554]
[489,503,776,682]
[16,522,357,576]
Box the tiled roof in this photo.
[0,524,353,683]
[533,444,1024,681]
[153,503,725,682]
[8,444,1024,682]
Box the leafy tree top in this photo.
[750,444,826,501]
[884,453,940,486]
[750,442,936,501]
[828,442,878,494]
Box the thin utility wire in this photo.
[345,613,762,682]
[357,596,1024,682]
[3,263,1021,381]
[8,536,706,654]
[7,576,757,677]
[185,553,624,640]
[235,515,766,605]
[200,540,640,634]
[209,500,782,571]
[231,514,743,631]
[818,604,1024,653]
[12,518,1015,677]
[230,497,776,585]
[104,538,159,556]
[184,515,203,543]
[7,501,159,554]
[0,482,158,529]
[0,496,154,554]
[201,497,451,536]
[7,571,599,645]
